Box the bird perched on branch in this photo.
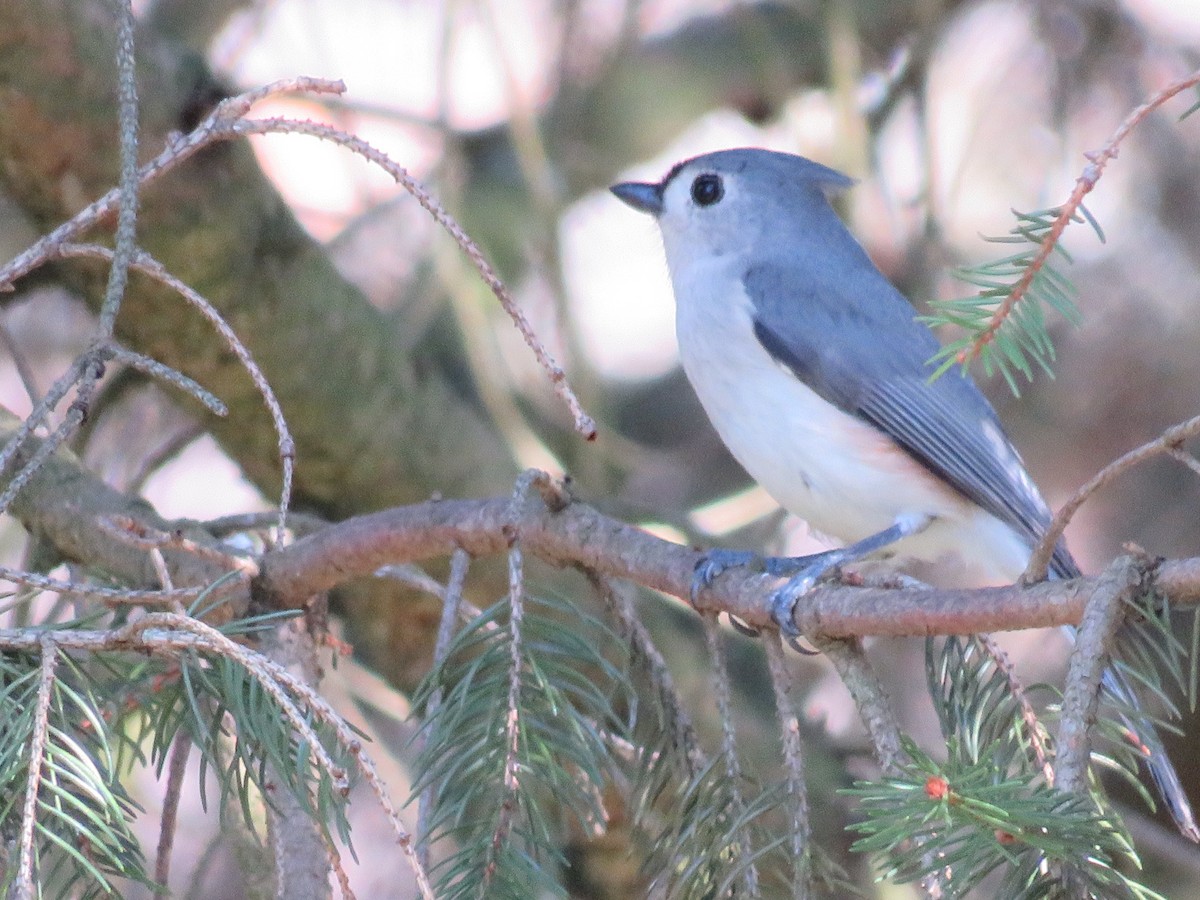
[611,147,1196,841]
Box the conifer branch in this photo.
[962,66,1200,364]
[926,67,1200,391]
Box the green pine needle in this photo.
[921,205,1091,394]
[842,636,1165,898]
[411,595,624,900]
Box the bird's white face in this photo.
[656,162,758,268]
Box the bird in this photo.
[610,147,1197,841]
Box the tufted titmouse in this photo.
[611,147,1196,840]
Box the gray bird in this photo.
[611,147,1196,840]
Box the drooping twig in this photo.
[417,547,470,870]
[977,633,1054,783]
[106,346,227,417]
[763,632,812,892]
[54,243,295,537]
[98,0,139,340]
[0,375,102,515]
[154,735,192,899]
[482,473,538,889]
[12,638,59,900]
[702,612,759,895]
[589,573,706,776]
[0,78,346,291]
[226,116,597,441]
[0,75,596,443]
[809,636,905,776]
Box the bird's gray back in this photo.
[743,226,1078,579]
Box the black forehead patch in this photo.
[660,159,687,189]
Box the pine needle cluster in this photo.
[0,597,360,898]
[844,628,1196,898]
[922,208,1091,395]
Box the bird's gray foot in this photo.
[692,548,837,605]
[691,549,763,601]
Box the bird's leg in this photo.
[691,548,837,601]
[770,513,932,637]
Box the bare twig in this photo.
[590,574,706,775]
[1026,412,1200,581]
[324,829,357,900]
[0,564,221,605]
[154,735,192,899]
[702,612,759,895]
[962,67,1200,365]
[435,550,470,663]
[0,77,346,291]
[205,510,327,538]
[53,243,295,537]
[978,633,1054,783]
[417,547,470,869]
[0,356,89,476]
[0,379,100,515]
[344,741,435,900]
[99,514,259,575]
[107,346,227,416]
[98,0,140,340]
[809,636,905,775]
[483,473,537,889]
[0,79,341,541]
[375,562,487,626]
[226,117,597,441]
[13,638,59,900]
[763,632,812,892]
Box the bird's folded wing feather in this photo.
[745,260,1079,579]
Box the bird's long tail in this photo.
[1098,663,1199,842]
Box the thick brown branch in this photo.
[9,413,1200,642]
[254,490,1200,638]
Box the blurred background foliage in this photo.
[3,0,1200,895]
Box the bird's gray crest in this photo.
[663,147,856,199]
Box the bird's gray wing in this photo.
[744,261,1079,579]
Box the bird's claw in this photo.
[690,549,763,601]
[769,574,816,639]
[726,615,761,637]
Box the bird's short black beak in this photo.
[610,180,664,216]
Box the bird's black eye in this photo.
[690,173,724,207]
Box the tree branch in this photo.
[7,411,1200,641]
[253,487,1200,638]
[1054,555,1141,796]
